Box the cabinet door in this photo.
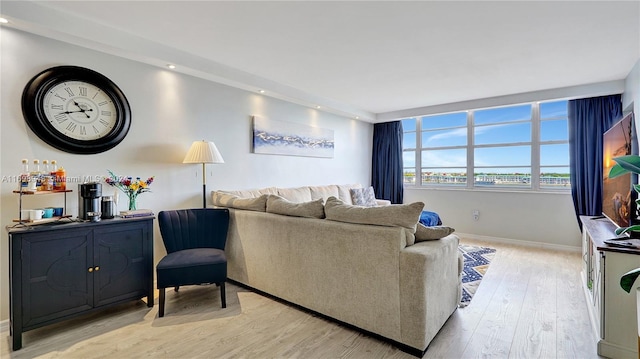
[93,221,150,307]
[20,229,94,328]
[593,248,604,338]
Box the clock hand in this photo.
[61,109,92,117]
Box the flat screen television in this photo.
[602,112,637,235]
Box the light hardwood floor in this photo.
[1,238,601,358]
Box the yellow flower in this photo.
[130,183,140,192]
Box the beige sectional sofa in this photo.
[213,184,461,356]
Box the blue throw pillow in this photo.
[419,210,442,227]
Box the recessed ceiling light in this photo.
[259,90,265,94]
[0,18,9,24]
[355,116,359,120]
[315,106,321,109]
[166,64,176,69]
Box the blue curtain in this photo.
[569,94,622,222]
[372,121,404,204]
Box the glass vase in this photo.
[128,193,137,211]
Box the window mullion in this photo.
[531,103,541,190]
[416,118,422,186]
[467,111,474,189]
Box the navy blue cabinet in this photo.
[8,217,154,350]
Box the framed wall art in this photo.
[252,116,334,158]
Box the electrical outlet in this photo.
[472,210,480,221]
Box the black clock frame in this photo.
[22,66,131,154]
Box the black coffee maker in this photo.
[79,182,102,222]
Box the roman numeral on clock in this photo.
[79,87,87,97]
[64,87,74,97]
[66,122,77,132]
[51,104,63,110]
[54,113,67,123]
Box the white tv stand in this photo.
[580,216,640,359]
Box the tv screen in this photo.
[602,113,637,233]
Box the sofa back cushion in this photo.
[220,187,277,198]
[309,185,339,203]
[324,196,423,231]
[212,191,268,211]
[336,184,362,205]
[266,195,325,219]
[415,224,455,241]
[277,186,313,202]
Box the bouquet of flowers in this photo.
[104,170,154,210]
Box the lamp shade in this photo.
[183,140,224,164]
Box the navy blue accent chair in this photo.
[156,208,230,317]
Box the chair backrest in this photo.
[158,208,230,253]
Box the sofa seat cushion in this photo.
[266,195,325,219]
[156,248,227,288]
[324,196,424,237]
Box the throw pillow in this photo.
[266,195,325,219]
[350,186,378,207]
[324,196,424,231]
[212,191,268,212]
[414,223,455,242]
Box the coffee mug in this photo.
[51,207,64,217]
[20,210,30,221]
[29,209,44,220]
[43,208,54,218]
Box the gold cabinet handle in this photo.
[88,267,94,273]
[94,266,100,271]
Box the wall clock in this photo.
[22,66,131,154]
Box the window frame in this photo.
[402,100,570,191]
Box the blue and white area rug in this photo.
[459,245,496,307]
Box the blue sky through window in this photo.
[402,99,570,179]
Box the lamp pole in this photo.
[201,162,207,208]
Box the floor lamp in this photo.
[183,140,224,208]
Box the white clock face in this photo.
[42,81,118,141]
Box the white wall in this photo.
[0,28,373,321]
[623,58,639,116]
[404,188,581,248]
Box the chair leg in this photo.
[220,282,226,308]
[159,288,166,317]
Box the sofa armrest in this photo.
[376,199,391,206]
[399,234,460,350]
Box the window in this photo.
[402,99,570,190]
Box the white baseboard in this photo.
[0,319,8,333]
[457,232,581,253]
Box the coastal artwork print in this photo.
[252,116,334,158]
